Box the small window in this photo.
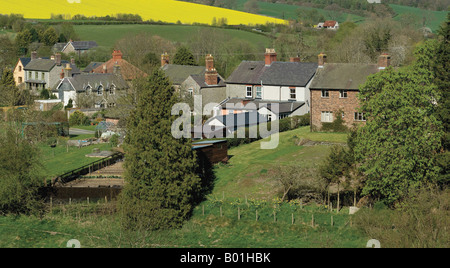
[321,89,329,98]
[246,86,252,98]
[290,87,296,99]
[97,85,103,95]
[321,111,333,122]
[256,86,262,99]
[86,86,92,95]
[339,90,348,98]
[188,88,193,96]
[109,85,116,95]
[41,72,45,80]
[354,112,366,121]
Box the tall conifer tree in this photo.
[119,68,201,230]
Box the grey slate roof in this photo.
[83,62,104,73]
[310,63,379,90]
[24,59,57,71]
[24,58,81,75]
[20,57,32,67]
[70,41,98,50]
[54,73,128,92]
[226,61,318,87]
[161,64,206,85]
[206,111,268,128]
[190,74,226,88]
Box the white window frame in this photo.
[246,86,252,98]
[290,87,296,99]
[354,112,366,121]
[339,90,348,98]
[255,86,262,99]
[321,89,329,98]
[321,111,333,122]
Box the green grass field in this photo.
[212,127,347,199]
[235,0,366,24]
[74,24,272,49]
[389,4,448,32]
[0,126,369,248]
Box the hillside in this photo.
[1,0,286,25]
[74,24,273,49]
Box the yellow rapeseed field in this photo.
[1,0,287,25]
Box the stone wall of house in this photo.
[310,89,365,131]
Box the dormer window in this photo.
[97,85,103,95]
[86,85,92,95]
[109,85,115,95]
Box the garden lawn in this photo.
[211,126,347,199]
[40,142,114,180]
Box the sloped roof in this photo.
[83,62,104,73]
[226,61,318,87]
[70,41,98,50]
[189,73,226,88]
[19,57,32,67]
[206,111,268,128]
[54,73,128,92]
[24,59,57,71]
[25,58,81,75]
[161,64,206,85]
[323,21,338,27]
[92,59,147,81]
[310,63,379,90]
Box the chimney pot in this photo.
[64,63,72,78]
[265,48,277,66]
[55,53,62,66]
[112,50,123,61]
[318,53,327,68]
[31,51,38,60]
[161,52,169,67]
[205,54,218,86]
[378,53,391,70]
[290,56,301,62]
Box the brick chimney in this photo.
[112,50,123,61]
[377,53,391,70]
[205,54,218,86]
[264,48,277,66]
[31,51,38,60]
[54,53,62,66]
[318,53,327,68]
[290,56,301,62]
[64,63,72,78]
[161,52,169,67]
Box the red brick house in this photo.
[309,53,390,131]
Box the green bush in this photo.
[69,110,90,126]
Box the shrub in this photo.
[69,110,90,126]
